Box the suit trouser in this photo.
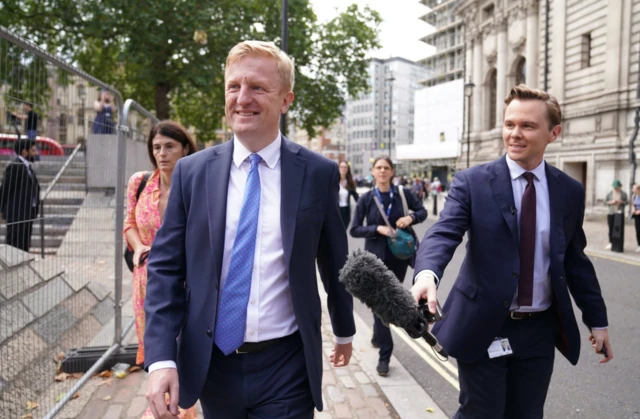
[454,309,556,419]
[372,258,409,362]
[199,331,314,419]
[6,219,33,252]
[634,215,640,246]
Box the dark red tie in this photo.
[518,172,536,306]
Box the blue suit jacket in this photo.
[144,138,355,410]
[415,156,607,365]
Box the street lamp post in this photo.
[386,73,395,159]
[464,80,475,168]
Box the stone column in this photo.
[472,34,483,134]
[525,0,539,88]
[551,0,567,100]
[496,18,508,128]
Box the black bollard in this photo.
[433,193,438,216]
[611,212,625,252]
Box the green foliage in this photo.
[0,0,381,143]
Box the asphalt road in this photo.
[347,218,640,419]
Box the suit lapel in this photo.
[280,137,306,269]
[545,163,566,262]
[490,156,519,245]
[205,141,233,283]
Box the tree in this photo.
[1,0,381,143]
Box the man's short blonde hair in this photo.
[226,40,295,92]
[504,84,562,129]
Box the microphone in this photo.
[511,206,517,215]
[339,249,448,358]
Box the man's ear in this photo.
[549,124,562,143]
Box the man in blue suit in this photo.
[143,40,355,419]
[411,85,613,418]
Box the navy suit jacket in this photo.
[415,156,607,365]
[144,138,356,410]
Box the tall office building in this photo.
[419,0,465,87]
[345,57,429,178]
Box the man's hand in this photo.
[329,342,352,367]
[411,273,438,316]
[146,368,179,418]
[589,329,613,364]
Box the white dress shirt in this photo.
[149,133,350,373]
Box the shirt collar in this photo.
[17,155,30,167]
[505,154,546,183]
[233,133,281,170]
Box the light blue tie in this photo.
[214,153,262,355]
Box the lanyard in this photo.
[375,187,393,218]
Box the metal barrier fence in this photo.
[0,26,157,418]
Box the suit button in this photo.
[504,301,510,308]
[559,276,564,280]
[512,272,519,279]
[206,329,212,337]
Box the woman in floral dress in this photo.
[124,120,198,419]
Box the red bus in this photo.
[0,133,65,157]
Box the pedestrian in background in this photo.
[143,40,355,419]
[123,120,198,419]
[350,155,427,377]
[604,179,628,250]
[338,160,359,229]
[411,85,612,418]
[92,90,115,134]
[631,183,640,252]
[12,101,39,140]
[0,139,40,252]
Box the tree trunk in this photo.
[155,82,171,120]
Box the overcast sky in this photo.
[310,0,435,62]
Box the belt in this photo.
[509,310,548,320]
[234,332,297,355]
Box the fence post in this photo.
[40,201,45,258]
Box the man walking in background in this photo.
[0,139,40,251]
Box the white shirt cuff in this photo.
[414,269,440,287]
[591,326,608,330]
[148,360,177,373]
[334,335,354,345]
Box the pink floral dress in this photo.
[124,170,197,419]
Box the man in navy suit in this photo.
[411,85,613,418]
[143,40,355,418]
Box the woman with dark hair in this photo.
[338,160,359,229]
[350,155,427,377]
[123,120,198,419]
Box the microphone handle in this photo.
[421,329,448,358]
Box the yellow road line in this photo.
[585,251,640,267]
[390,325,460,391]
[411,332,459,377]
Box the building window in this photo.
[581,33,592,68]
[515,57,526,85]
[483,4,495,20]
[488,69,497,130]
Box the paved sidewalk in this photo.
[56,289,437,419]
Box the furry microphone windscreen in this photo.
[339,249,419,328]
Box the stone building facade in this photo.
[458,0,640,210]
